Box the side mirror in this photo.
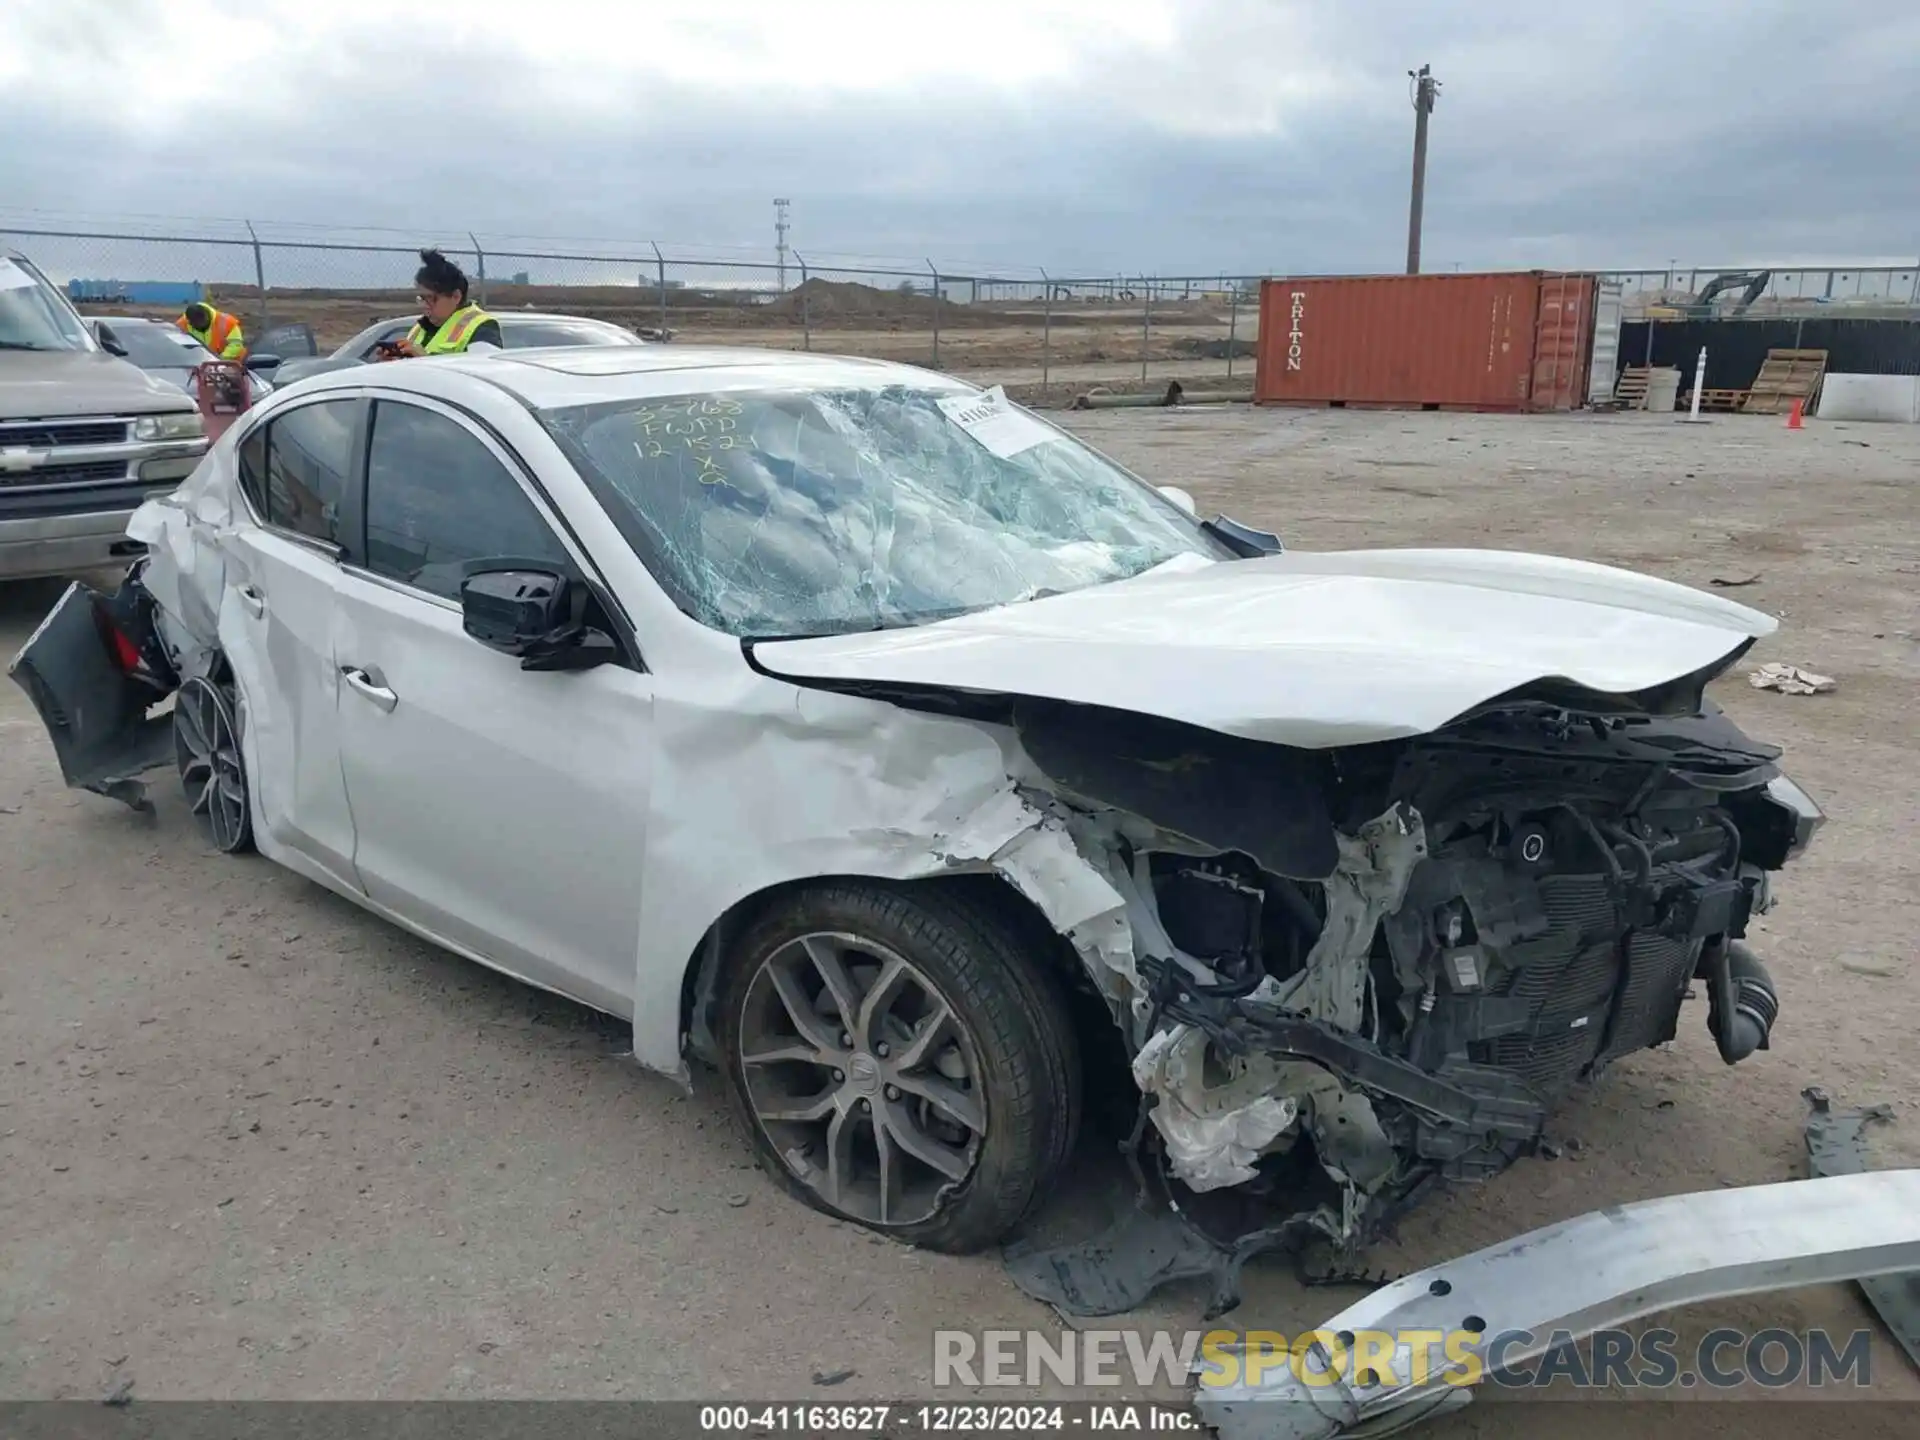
[244,353,281,373]
[460,568,614,672]
[93,322,128,357]
[1203,513,1286,558]
[1158,485,1198,516]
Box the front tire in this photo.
[719,883,1080,1253]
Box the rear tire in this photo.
[718,882,1080,1253]
[174,674,254,854]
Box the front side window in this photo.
[539,383,1223,637]
[363,401,570,601]
[239,399,358,549]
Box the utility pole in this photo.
[1406,64,1441,275]
[774,198,791,290]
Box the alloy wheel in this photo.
[737,931,986,1226]
[174,675,252,853]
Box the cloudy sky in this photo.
[2,0,1917,278]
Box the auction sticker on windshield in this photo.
[936,384,1056,459]
[0,258,39,290]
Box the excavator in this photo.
[1643,270,1772,320]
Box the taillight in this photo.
[84,578,176,694]
[91,598,147,676]
[106,622,144,674]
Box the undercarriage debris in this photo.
[1803,1087,1920,1373]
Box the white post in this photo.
[1689,347,1708,420]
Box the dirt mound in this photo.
[1172,336,1257,360]
[767,277,940,324]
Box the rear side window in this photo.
[238,399,358,550]
[362,400,570,601]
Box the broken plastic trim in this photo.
[1803,1087,1920,1373]
[1193,1168,1920,1440]
[1004,1165,1330,1324]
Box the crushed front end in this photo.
[1000,688,1824,1315]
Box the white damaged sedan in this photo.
[10,347,1824,1259]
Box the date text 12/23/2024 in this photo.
[699,1404,1198,1432]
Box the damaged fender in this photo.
[633,679,1135,1080]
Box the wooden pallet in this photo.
[1743,349,1828,414]
[1613,366,1652,408]
[1683,387,1751,413]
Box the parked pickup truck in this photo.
[1,250,209,583]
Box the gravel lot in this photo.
[2,405,1916,1428]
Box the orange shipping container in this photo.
[1255,272,1599,411]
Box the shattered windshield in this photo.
[540,382,1224,637]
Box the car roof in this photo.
[364,311,633,328]
[296,346,961,408]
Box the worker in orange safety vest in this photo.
[176,302,247,361]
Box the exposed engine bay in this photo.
[900,682,1824,1313]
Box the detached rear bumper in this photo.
[7,578,176,809]
[1195,1168,1920,1440]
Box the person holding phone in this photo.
[377,248,500,359]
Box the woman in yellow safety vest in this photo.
[381,248,499,359]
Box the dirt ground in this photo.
[2,406,1916,1431]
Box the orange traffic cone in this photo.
[1787,397,1805,430]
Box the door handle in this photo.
[340,666,398,713]
[237,584,266,618]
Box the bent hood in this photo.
[751,548,1778,748]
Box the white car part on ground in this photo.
[1194,1168,1920,1440]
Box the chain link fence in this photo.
[5,223,1267,401]
[1595,267,1920,413]
[15,220,1920,406]
[1605,266,1920,313]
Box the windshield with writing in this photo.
[541,384,1223,637]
